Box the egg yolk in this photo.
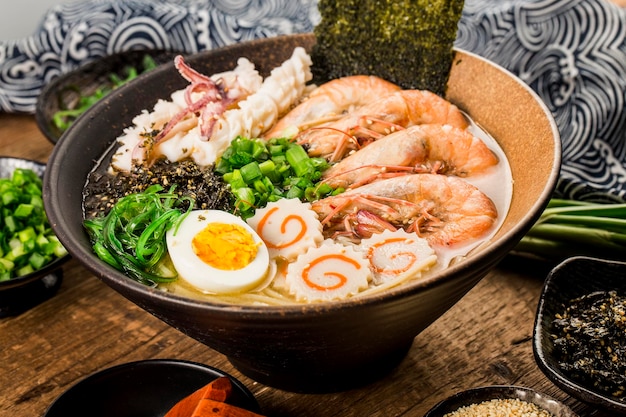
[191,222,258,270]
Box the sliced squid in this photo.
[247,198,324,262]
[360,229,437,286]
[285,240,371,302]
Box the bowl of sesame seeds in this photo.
[533,256,626,415]
[423,385,578,417]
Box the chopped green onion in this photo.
[14,203,34,218]
[234,187,256,211]
[240,161,262,183]
[216,136,337,218]
[516,198,626,261]
[286,186,304,200]
[285,144,312,177]
[0,168,68,280]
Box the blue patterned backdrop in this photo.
[0,0,624,202]
[0,0,320,113]
[457,0,626,203]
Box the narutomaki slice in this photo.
[285,240,371,302]
[247,198,324,262]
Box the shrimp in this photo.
[322,124,499,189]
[311,173,498,248]
[298,90,470,162]
[263,75,401,139]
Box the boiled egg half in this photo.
[166,210,270,294]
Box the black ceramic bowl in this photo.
[43,33,561,392]
[36,49,180,144]
[44,359,261,417]
[0,157,69,317]
[534,256,626,415]
[423,385,578,417]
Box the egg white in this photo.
[166,210,270,294]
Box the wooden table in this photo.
[0,114,613,416]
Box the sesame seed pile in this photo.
[443,398,554,417]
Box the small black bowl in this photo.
[424,385,578,417]
[533,256,626,415]
[0,157,70,317]
[36,49,180,144]
[44,359,261,417]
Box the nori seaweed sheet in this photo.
[311,0,465,97]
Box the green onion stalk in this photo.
[83,184,193,286]
[515,198,626,262]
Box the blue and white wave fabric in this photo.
[457,0,626,203]
[0,0,624,202]
[0,0,320,113]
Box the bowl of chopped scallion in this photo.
[0,157,69,317]
[36,49,180,144]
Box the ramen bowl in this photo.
[43,34,560,393]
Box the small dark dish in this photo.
[423,385,578,417]
[36,49,180,144]
[0,157,69,317]
[534,256,626,415]
[44,359,261,417]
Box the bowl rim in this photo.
[0,156,70,290]
[43,33,561,315]
[533,255,626,413]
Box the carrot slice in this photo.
[202,376,233,402]
[191,398,265,417]
[164,377,236,417]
